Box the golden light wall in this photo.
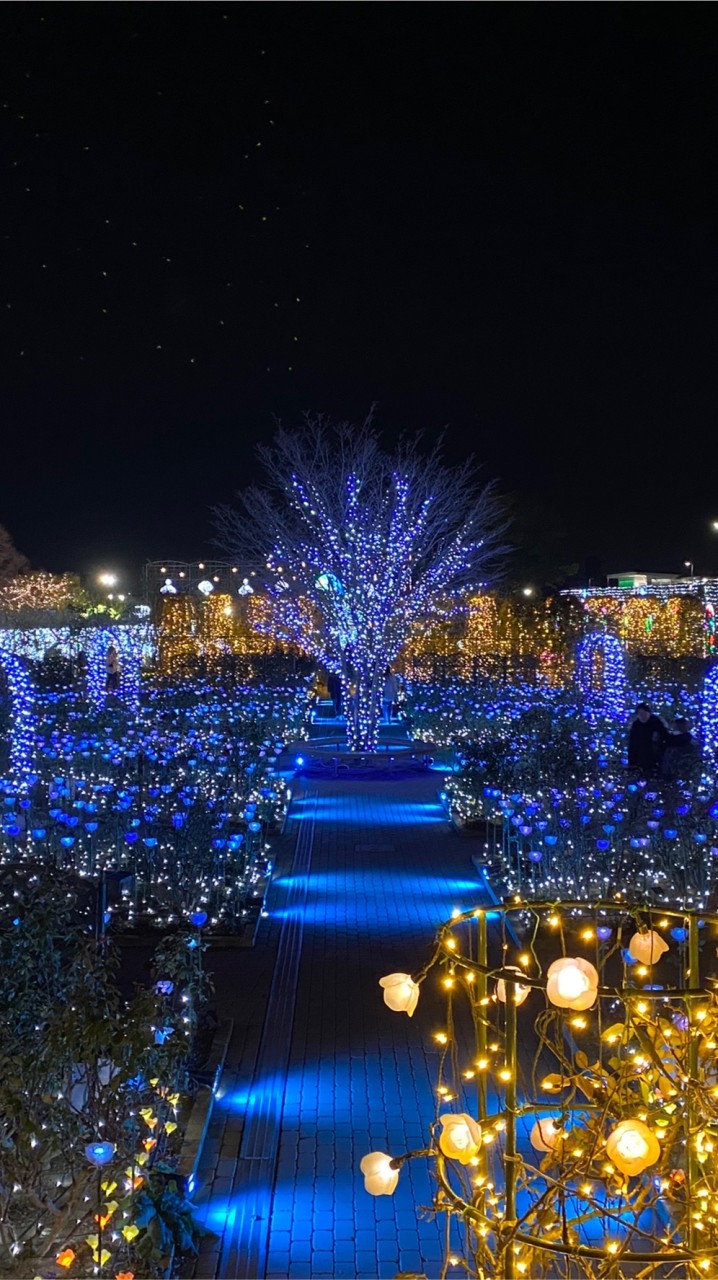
[156,594,292,672]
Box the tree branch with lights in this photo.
[215,415,507,750]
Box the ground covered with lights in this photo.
[4,646,718,1277]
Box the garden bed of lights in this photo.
[419,671,718,907]
[0,667,308,935]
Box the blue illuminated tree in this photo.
[216,418,507,750]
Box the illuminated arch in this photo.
[0,645,36,779]
[576,631,627,719]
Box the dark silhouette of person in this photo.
[327,670,342,717]
[628,702,669,774]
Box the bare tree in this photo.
[0,524,28,584]
[215,416,507,750]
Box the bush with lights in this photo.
[363,901,718,1279]
[0,868,213,1276]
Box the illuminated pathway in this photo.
[191,775,490,1280]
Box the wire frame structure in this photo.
[368,901,718,1279]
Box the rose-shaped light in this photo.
[496,965,531,1007]
[606,1119,661,1176]
[379,972,419,1016]
[530,1117,564,1153]
[360,1150,399,1195]
[84,1140,116,1166]
[628,930,669,965]
[546,957,599,1011]
[438,1113,483,1165]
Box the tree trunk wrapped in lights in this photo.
[214,415,507,751]
[370,901,718,1279]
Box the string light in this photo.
[363,900,718,1276]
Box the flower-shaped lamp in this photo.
[360,1151,399,1195]
[546,957,599,1011]
[606,1119,661,1176]
[379,972,419,1016]
[496,965,531,1007]
[628,930,669,965]
[438,1113,482,1165]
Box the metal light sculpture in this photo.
[361,901,718,1279]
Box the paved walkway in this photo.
[189,774,491,1280]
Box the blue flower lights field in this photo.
[0,651,308,934]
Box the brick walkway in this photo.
[189,774,491,1280]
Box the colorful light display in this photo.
[364,901,718,1278]
[0,655,307,932]
[215,423,507,749]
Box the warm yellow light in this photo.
[498,1068,512,1083]
[606,1119,661,1176]
[546,956,599,1010]
[435,1032,448,1045]
[559,969,587,1000]
[518,953,530,966]
[628,929,669,965]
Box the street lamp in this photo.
[98,572,117,589]
[522,586,534,597]
[684,560,694,579]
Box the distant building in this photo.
[605,571,680,588]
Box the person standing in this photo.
[327,670,342,718]
[105,644,121,693]
[628,702,669,774]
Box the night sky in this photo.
[1,4,717,584]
